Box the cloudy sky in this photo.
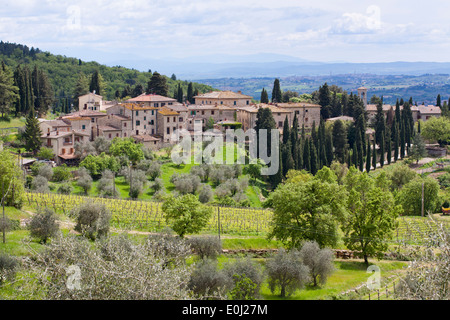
[1,0,450,67]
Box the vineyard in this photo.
[25,192,273,235]
[25,192,450,240]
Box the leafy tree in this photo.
[268,171,348,248]
[37,147,54,160]
[299,241,334,287]
[388,164,417,191]
[397,177,440,216]
[343,167,402,264]
[109,137,144,164]
[244,161,262,183]
[80,153,120,177]
[162,194,213,237]
[266,248,310,297]
[421,116,450,147]
[29,207,59,244]
[23,108,42,155]
[146,71,168,96]
[52,164,71,182]
[205,116,215,131]
[0,149,24,207]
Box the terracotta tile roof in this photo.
[126,93,176,103]
[98,125,121,132]
[194,90,253,100]
[419,105,442,114]
[167,104,188,112]
[187,104,234,111]
[132,134,161,142]
[42,120,70,127]
[62,110,106,118]
[121,103,159,111]
[158,106,179,116]
[237,106,259,113]
[275,102,321,108]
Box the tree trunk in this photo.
[364,254,369,265]
[280,286,286,298]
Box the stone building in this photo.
[194,90,252,108]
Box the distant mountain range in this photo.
[105,53,450,80]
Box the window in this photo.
[167,127,170,134]
[211,111,214,115]
[124,123,127,128]
[191,111,196,115]
[167,117,170,123]
[295,110,299,114]
[150,120,154,125]
[116,133,119,137]
[179,117,183,122]
[154,103,158,108]
[278,121,283,128]
[220,101,223,105]
[91,118,95,123]
[109,134,112,139]
[144,125,146,129]
[152,110,154,115]
[173,117,176,122]
[152,129,154,134]
[82,125,86,130]
[246,101,249,105]
[234,101,236,105]
[124,133,127,137]
[144,116,146,121]
[136,111,139,116]
[202,111,205,115]
[136,120,140,126]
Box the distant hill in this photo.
[196,74,450,105]
[0,41,215,106]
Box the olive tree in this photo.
[299,241,334,286]
[266,248,310,297]
[21,234,192,300]
[29,207,59,244]
[76,167,93,195]
[70,201,111,240]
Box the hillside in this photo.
[0,41,215,107]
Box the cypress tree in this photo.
[260,88,269,104]
[325,131,333,166]
[437,94,442,107]
[400,121,406,159]
[352,143,358,169]
[366,138,371,173]
[23,107,42,155]
[379,134,384,168]
[89,70,102,95]
[177,84,183,103]
[272,79,282,103]
[186,82,194,104]
[282,141,295,177]
[358,132,364,171]
[394,122,399,162]
[270,145,283,189]
[303,138,311,172]
[387,134,392,165]
[372,138,377,170]
[311,121,318,150]
[290,114,299,168]
[297,140,303,170]
[282,115,290,144]
[310,140,318,175]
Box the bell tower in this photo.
[357,86,368,108]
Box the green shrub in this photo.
[29,208,59,244]
[0,253,18,285]
[52,164,72,182]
